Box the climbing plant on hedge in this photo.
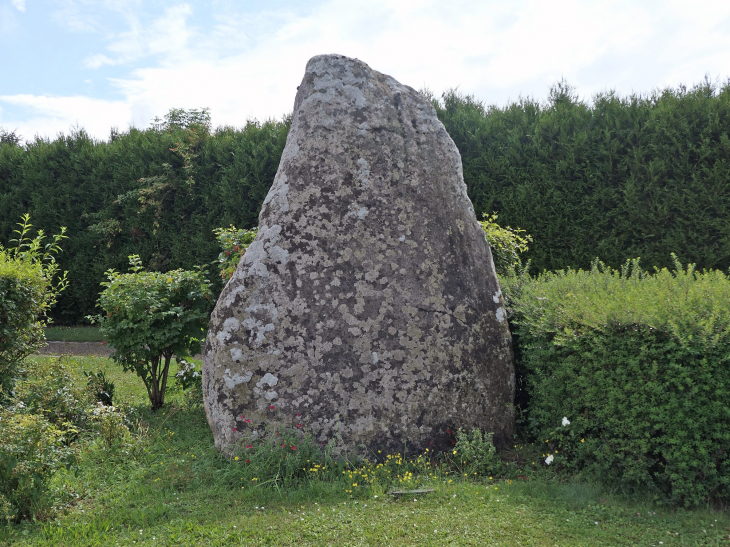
[90,255,212,410]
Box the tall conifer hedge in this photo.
[0,120,288,323]
[1,79,729,322]
[434,79,730,274]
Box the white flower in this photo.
[545,454,554,465]
[562,417,570,426]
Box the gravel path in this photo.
[36,341,113,357]
[35,341,203,359]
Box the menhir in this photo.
[203,54,515,455]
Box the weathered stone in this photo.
[203,54,515,455]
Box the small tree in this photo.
[90,256,212,410]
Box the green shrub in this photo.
[84,370,115,406]
[451,428,503,478]
[90,255,212,410]
[479,213,531,276]
[175,358,203,409]
[0,256,45,402]
[0,216,67,401]
[0,408,76,523]
[511,256,730,505]
[0,357,87,525]
[213,225,257,280]
[14,357,90,431]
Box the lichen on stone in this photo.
[203,54,515,455]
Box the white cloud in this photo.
[11,0,25,12]
[4,0,730,141]
[53,0,101,32]
[0,94,131,140]
[83,4,197,69]
[84,53,115,69]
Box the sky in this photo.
[1,0,729,142]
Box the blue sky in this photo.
[1,0,729,142]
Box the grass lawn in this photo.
[2,356,728,546]
[44,326,104,342]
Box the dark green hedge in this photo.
[0,120,289,323]
[503,258,730,505]
[434,80,730,273]
[2,79,730,322]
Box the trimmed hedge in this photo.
[435,80,730,274]
[505,257,730,505]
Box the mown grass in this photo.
[44,326,104,342]
[2,356,728,546]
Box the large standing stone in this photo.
[203,54,514,455]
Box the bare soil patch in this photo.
[35,341,203,359]
[35,341,113,357]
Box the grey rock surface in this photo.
[203,54,515,455]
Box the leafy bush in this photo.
[1,357,133,525]
[451,428,503,478]
[0,216,67,401]
[213,225,257,280]
[479,213,531,276]
[14,357,90,431]
[511,256,730,505]
[0,408,76,523]
[90,255,212,409]
[84,370,115,406]
[175,358,203,409]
